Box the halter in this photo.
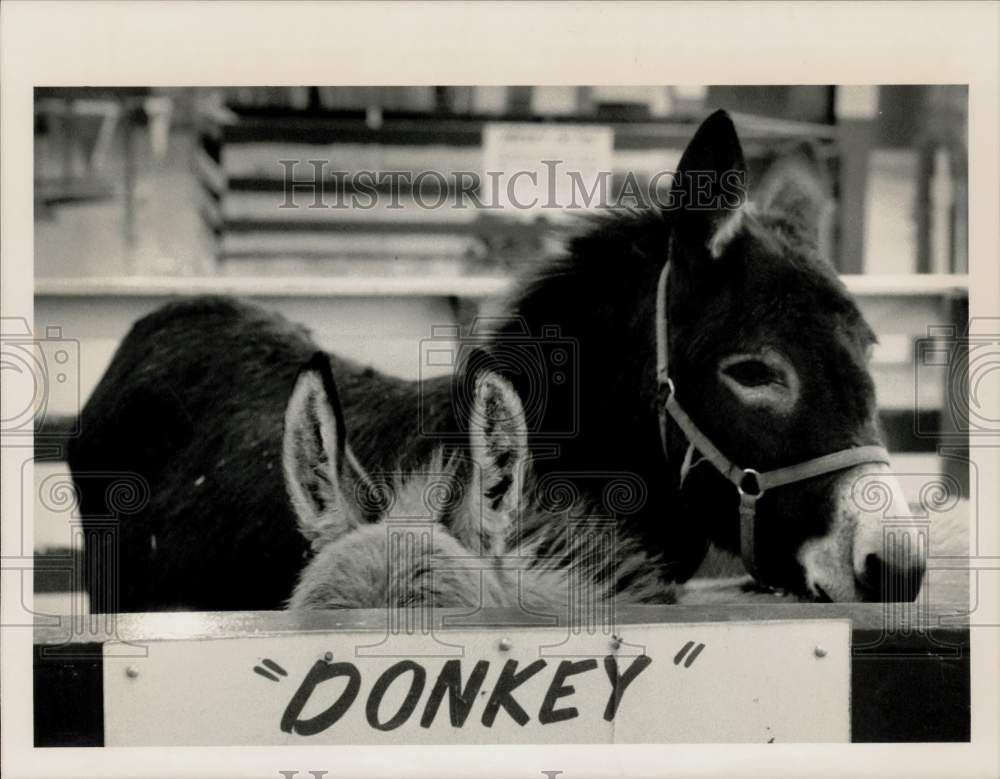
[654,258,890,581]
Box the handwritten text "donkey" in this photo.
[271,654,653,736]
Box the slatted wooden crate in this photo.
[193,104,843,275]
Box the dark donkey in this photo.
[69,110,923,611]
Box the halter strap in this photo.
[654,260,890,581]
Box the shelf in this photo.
[34,274,512,300]
[200,106,840,148]
[34,273,967,300]
[841,274,968,296]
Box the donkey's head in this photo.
[282,354,673,611]
[281,353,533,609]
[661,110,923,601]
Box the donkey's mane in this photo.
[505,208,668,313]
[510,203,868,333]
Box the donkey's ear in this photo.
[282,353,363,550]
[459,370,529,555]
[667,109,748,264]
[756,146,831,250]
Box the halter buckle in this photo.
[737,468,764,499]
[657,376,676,402]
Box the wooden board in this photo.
[101,619,849,745]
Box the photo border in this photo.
[2,2,998,777]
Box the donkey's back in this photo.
[69,296,451,611]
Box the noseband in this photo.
[654,259,890,581]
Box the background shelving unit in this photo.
[192,87,844,277]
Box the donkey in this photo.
[69,110,924,611]
[283,354,674,612]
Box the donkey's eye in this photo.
[718,351,800,414]
[722,359,782,388]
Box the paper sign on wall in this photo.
[481,123,614,220]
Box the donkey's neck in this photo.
[498,210,669,443]
[493,210,711,581]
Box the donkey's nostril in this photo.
[856,552,927,602]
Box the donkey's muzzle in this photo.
[855,549,927,602]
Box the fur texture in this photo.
[284,365,676,613]
[288,467,676,612]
